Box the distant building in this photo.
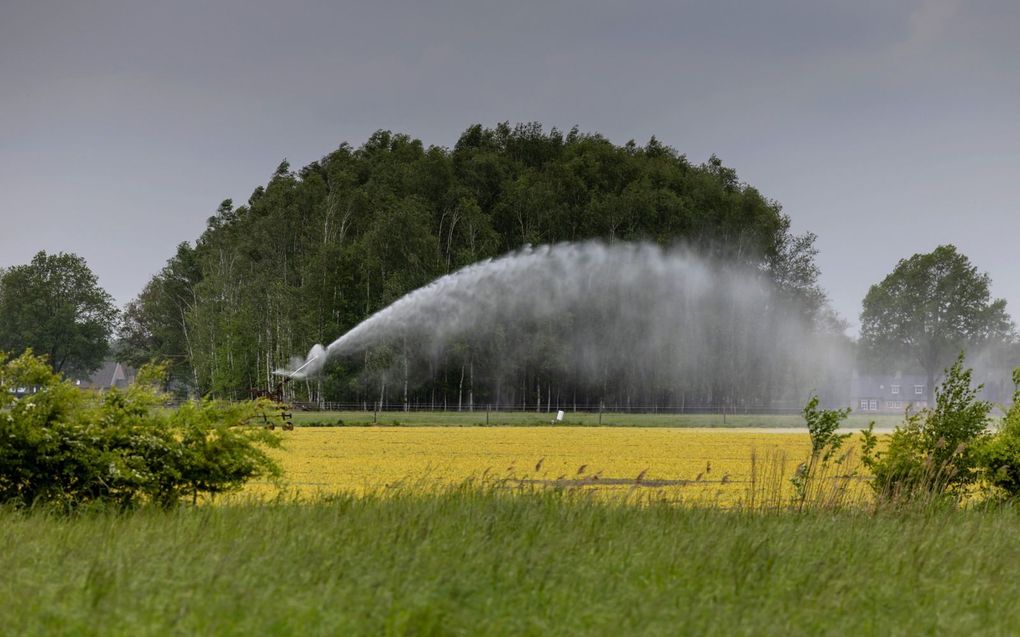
[850,374,929,413]
[851,369,1015,414]
[76,361,136,391]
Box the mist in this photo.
[276,241,850,409]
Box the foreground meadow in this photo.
[6,423,1012,635]
[4,491,1020,636]
[251,427,842,505]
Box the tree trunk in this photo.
[458,362,465,412]
[403,342,409,412]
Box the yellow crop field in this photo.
[247,427,859,505]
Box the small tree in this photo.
[803,395,852,460]
[862,353,991,502]
[792,395,852,508]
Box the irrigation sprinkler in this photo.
[274,353,321,379]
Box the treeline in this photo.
[121,123,840,407]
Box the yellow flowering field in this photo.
[246,427,858,505]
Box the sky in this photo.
[1,0,1017,334]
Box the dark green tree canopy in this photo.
[127,123,835,404]
[0,251,118,376]
[860,245,1013,391]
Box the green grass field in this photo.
[3,488,1019,635]
[289,409,903,429]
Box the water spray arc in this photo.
[276,241,849,405]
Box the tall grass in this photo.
[3,486,1020,635]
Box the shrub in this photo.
[862,353,991,502]
[975,368,1020,499]
[791,396,852,509]
[0,352,280,509]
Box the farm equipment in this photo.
[249,378,295,430]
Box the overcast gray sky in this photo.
[1,0,1017,333]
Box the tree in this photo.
[117,242,203,390]
[129,123,836,406]
[766,227,827,324]
[860,245,1013,393]
[0,251,118,376]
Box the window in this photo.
[914,385,924,395]
[859,399,869,410]
[869,399,878,411]
[887,400,902,409]
[891,384,900,395]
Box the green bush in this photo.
[976,368,1020,498]
[862,353,991,502]
[0,352,280,509]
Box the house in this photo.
[851,368,1016,414]
[850,373,929,414]
[76,361,136,391]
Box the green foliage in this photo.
[860,245,1013,391]
[0,251,118,376]
[792,395,852,506]
[802,395,851,460]
[134,359,170,390]
[862,353,991,501]
[860,421,879,467]
[143,398,282,507]
[0,351,280,509]
[923,354,992,467]
[126,123,830,404]
[975,368,1020,498]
